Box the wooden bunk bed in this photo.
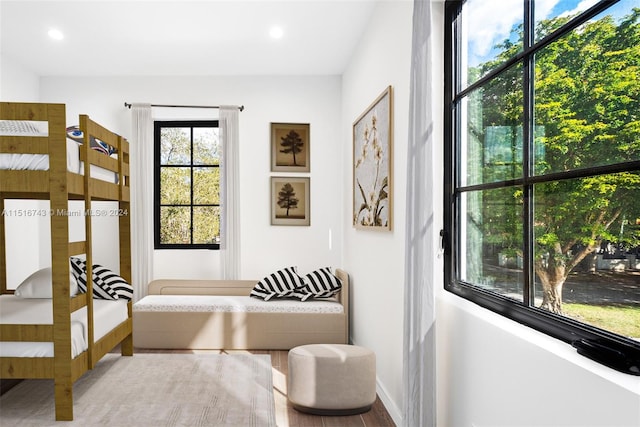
[0,102,133,421]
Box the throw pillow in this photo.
[14,267,78,298]
[66,125,117,155]
[93,265,133,301]
[297,267,342,301]
[70,257,119,300]
[250,266,306,301]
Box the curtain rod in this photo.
[124,102,244,112]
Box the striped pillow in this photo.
[297,267,342,301]
[250,267,305,301]
[93,265,133,301]
[69,257,133,300]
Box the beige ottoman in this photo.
[287,344,376,415]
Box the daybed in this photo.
[0,102,133,421]
[133,269,349,350]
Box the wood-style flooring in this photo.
[1,348,396,426]
[136,348,397,427]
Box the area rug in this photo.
[0,353,276,426]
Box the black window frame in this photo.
[154,120,220,250]
[444,0,640,375]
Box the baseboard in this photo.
[376,376,403,426]
[349,339,403,425]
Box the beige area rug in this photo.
[0,353,276,426]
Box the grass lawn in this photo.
[563,303,640,339]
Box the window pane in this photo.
[193,127,220,165]
[160,206,191,244]
[160,127,191,165]
[460,63,524,187]
[459,188,524,301]
[461,0,523,88]
[534,0,601,42]
[193,206,220,244]
[193,167,220,204]
[160,167,191,204]
[534,172,640,339]
[534,2,640,175]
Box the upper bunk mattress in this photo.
[0,120,117,183]
[0,295,128,358]
[133,295,344,314]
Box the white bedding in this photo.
[0,295,129,358]
[0,138,117,183]
[0,119,117,182]
[133,295,344,314]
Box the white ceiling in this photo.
[0,0,380,77]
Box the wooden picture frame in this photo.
[271,123,310,172]
[352,85,393,230]
[271,176,310,226]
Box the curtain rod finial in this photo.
[239,105,245,112]
[124,102,132,109]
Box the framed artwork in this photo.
[271,123,310,172]
[352,85,393,230]
[271,176,310,226]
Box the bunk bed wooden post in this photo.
[118,135,134,356]
[47,103,76,421]
[78,115,96,369]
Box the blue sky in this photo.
[466,0,634,67]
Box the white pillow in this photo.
[14,267,78,298]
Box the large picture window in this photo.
[444,0,640,374]
[154,120,220,249]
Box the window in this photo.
[154,121,220,249]
[444,0,640,374]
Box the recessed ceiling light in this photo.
[269,26,284,39]
[48,28,64,40]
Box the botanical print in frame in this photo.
[271,123,310,172]
[271,176,310,226]
[353,85,393,230]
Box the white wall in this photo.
[437,293,640,427]
[38,75,344,280]
[341,1,413,423]
[0,53,48,287]
[0,53,40,101]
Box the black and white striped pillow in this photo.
[297,267,342,301]
[69,257,133,300]
[250,267,306,301]
[93,265,133,301]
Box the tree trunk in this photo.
[535,251,568,314]
[539,277,565,314]
[535,242,599,314]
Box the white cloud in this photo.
[559,0,599,18]
[465,0,524,58]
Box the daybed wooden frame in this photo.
[0,102,133,421]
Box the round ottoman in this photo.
[287,344,376,415]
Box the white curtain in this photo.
[219,106,240,279]
[130,104,154,301]
[403,1,437,426]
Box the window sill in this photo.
[438,291,640,395]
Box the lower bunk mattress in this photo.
[0,295,128,358]
[133,295,347,350]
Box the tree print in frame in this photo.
[353,85,393,230]
[271,123,310,172]
[271,176,310,226]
